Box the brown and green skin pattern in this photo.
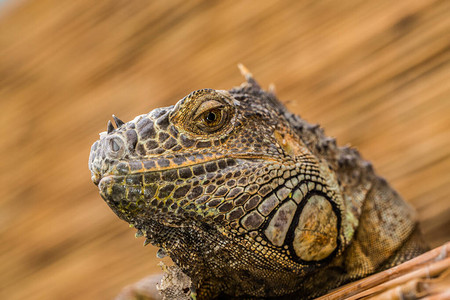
[88,75,428,300]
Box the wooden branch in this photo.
[316,243,450,300]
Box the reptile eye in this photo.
[206,111,216,122]
[198,108,227,133]
[180,94,235,136]
[203,109,222,126]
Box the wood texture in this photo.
[0,1,448,299]
[317,243,450,299]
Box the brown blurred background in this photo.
[0,0,449,299]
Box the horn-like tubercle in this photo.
[107,120,114,133]
[112,115,125,127]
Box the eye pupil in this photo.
[196,105,227,133]
[206,112,216,122]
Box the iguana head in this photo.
[88,69,351,298]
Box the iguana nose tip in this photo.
[91,173,101,186]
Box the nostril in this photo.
[110,139,120,152]
[105,136,125,159]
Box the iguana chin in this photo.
[89,66,428,299]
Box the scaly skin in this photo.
[89,69,427,299]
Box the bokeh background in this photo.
[0,0,449,299]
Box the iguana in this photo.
[88,66,428,299]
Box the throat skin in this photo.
[88,69,428,300]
